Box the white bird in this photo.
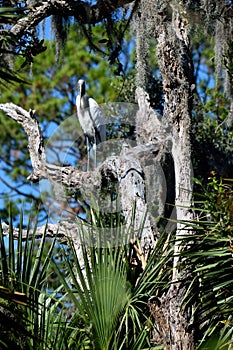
[76,79,106,170]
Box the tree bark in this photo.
[140,1,196,349]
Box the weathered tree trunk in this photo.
[156,3,194,277]
[136,1,196,348]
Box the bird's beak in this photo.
[79,81,85,97]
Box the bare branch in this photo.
[1,221,84,261]
[1,221,71,240]
[0,103,102,193]
[10,0,134,38]
[0,103,45,182]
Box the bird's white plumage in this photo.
[76,80,106,169]
[76,95,106,144]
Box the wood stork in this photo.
[76,79,106,170]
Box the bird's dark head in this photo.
[78,79,86,97]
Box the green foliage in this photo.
[0,210,74,349]
[1,23,134,112]
[191,33,233,180]
[0,6,36,86]
[0,207,172,350]
[195,173,233,227]
[181,175,233,348]
[192,91,233,179]
[53,220,172,350]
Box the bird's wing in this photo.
[89,98,106,143]
[76,95,95,136]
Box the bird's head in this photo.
[78,79,86,97]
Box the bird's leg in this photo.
[86,136,90,171]
[93,135,97,169]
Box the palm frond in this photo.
[0,211,72,349]
[179,176,233,348]
[53,210,174,350]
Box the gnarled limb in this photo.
[0,102,158,252]
[10,0,135,38]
